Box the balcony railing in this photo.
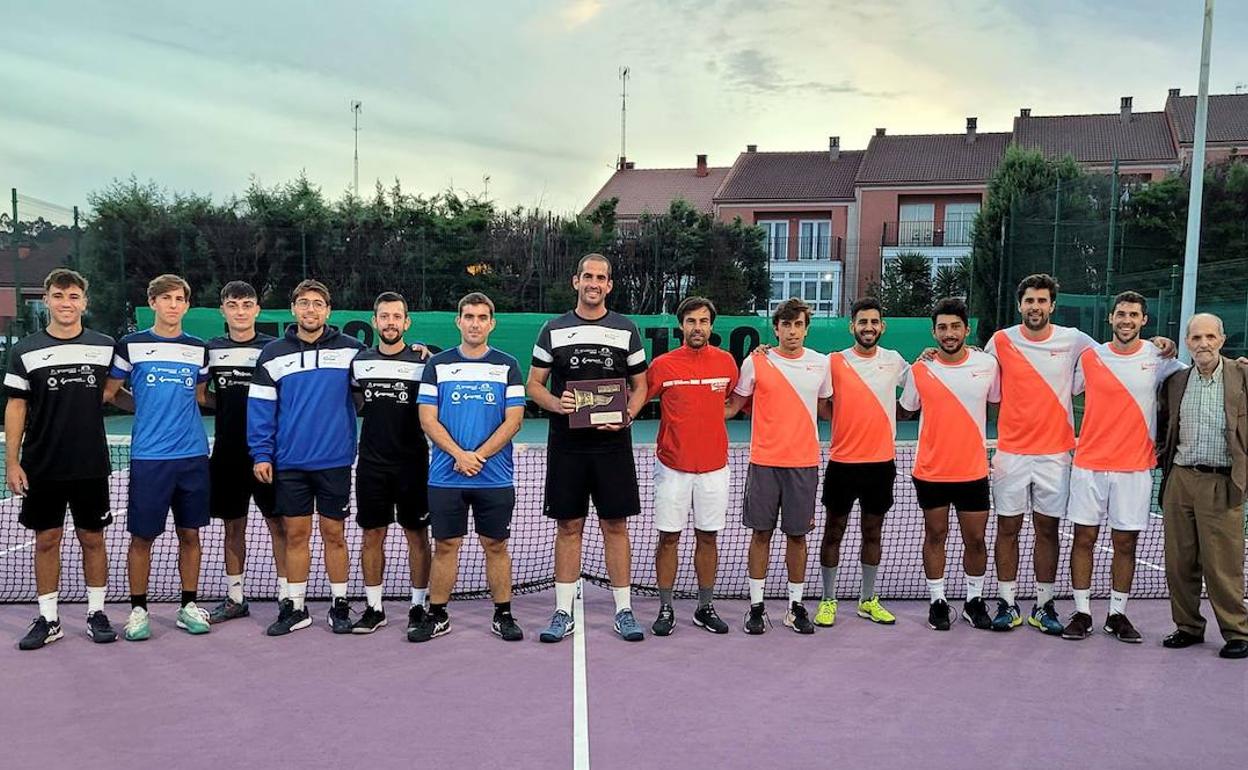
[880,220,975,248]
[764,235,844,261]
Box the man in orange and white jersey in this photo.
[813,297,908,629]
[726,298,832,636]
[899,298,1000,632]
[1063,291,1185,643]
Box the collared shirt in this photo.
[1176,358,1232,467]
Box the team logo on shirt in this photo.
[485,390,496,403]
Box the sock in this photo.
[748,577,766,605]
[226,573,244,604]
[1073,588,1091,615]
[555,581,577,614]
[330,582,347,601]
[926,578,946,604]
[860,563,878,603]
[697,586,714,609]
[658,587,673,607]
[788,582,804,607]
[1036,581,1055,606]
[999,580,1017,606]
[411,586,429,607]
[290,582,307,611]
[964,573,985,601]
[37,592,58,623]
[278,577,290,602]
[131,593,148,611]
[86,586,106,615]
[821,565,839,600]
[494,601,511,617]
[611,585,631,613]
[365,584,383,611]
[429,602,448,619]
[1109,590,1129,617]
[180,590,197,608]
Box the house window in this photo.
[943,202,980,246]
[768,265,842,316]
[798,220,831,260]
[758,220,788,261]
[898,203,935,246]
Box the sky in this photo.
[3,0,1246,221]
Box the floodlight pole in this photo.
[1179,0,1214,362]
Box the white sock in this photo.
[330,582,347,600]
[927,577,946,604]
[998,580,1017,606]
[1036,581,1055,606]
[748,577,766,605]
[290,581,307,611]
[1073,588,1091,614]
[365,584,384,611]
[227,573,244,604]
[611,585,631,613]
[86,586,106,615]
[788,582,803,606]
[965,573,985,601]
[1109,590,1128,617]
[555,581,577,614]
[411,586,428,607]
[277,577,290,602]
[37,591,58,623]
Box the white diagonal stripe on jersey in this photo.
[208,348,263,367]
[264,349,357,380]
[434,361,512,383]
[249,384,278,401]
[352,359,425,382]
[549,325,632,350]
[127,342,205,366]
[111,355,132,372]
[4,372,30,390]
[20,343,113,373]
[532,345,553,363]
[626,349,646,367]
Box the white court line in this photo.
[0,538,36,557]
[573,579,591,770]
[1057,529,1165,572]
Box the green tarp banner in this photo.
[137,308,956,377]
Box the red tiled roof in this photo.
[1012,111,1177,163]
[855,132,1011,185]
[581,166,731,218]
[1165,93,1248,145]
[0,236,72,287]
[713,150,863,201]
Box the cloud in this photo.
[561,0,606,29]
[721,48,896,98]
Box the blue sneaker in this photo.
[991,600,1023,631]
[1028,600,1065,635]
[614,609,644,642]
[539,610,575,643]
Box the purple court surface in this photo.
[2,590,1245,769]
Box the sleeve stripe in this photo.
[249,384,278,401]
[111,355,132,372]
[531,345,553,363]
[418,383,437,397]
[4,372,29,391]
[505,385,525,399]
[626,350,646,367]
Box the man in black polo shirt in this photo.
[6,269,118,649]
[527,253,649,643]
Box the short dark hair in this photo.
[220,280,257,303]
[1112,290,1147,315]
[44,268,88,294]
[931,297,969,327]
[772,297,812,327]
[291,279,331,305]
[850,296,883,321]
[576,253,611,278]
[373,291,407,313]
[1016,273,1059,303]
[458,292,495,317]
[676,295,717,324]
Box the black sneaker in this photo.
[327,597,353,634]
[406,604,427,638]
[267,601,311,636]
[18,617,63,650]
[784,602,815,634]
[1061,611,1094,640]
[409,611,451,643]
[693,604,730,634]
[209,598,250,624]
[1103,613,1142,644]
[492,612,524,642]
[743,602,769,635]
[86,611,117,644]
[962,597,992,630]
[652,604,676,636]
[351,606,387,635]
[928,600,952,631]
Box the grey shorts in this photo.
[742,463,819,536]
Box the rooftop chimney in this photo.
[1168,87,1181,98]
[966,116,978,144]
[695,154,708,177]
[617,155,627,170]
[625,161,635,169]
[875,127,886,137]
[746,144,757,153]
[1019,108,1031,118]
[828,136,840,162]
[1120,96,1133,124]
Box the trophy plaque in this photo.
[567,378,628,428]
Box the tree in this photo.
[933,257,970,301]
[871,252,934,316]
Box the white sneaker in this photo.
[124,607,150,641]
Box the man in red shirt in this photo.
[646,296,739,636]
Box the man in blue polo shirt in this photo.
[410,292,525,642]
[104,273,212,641]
